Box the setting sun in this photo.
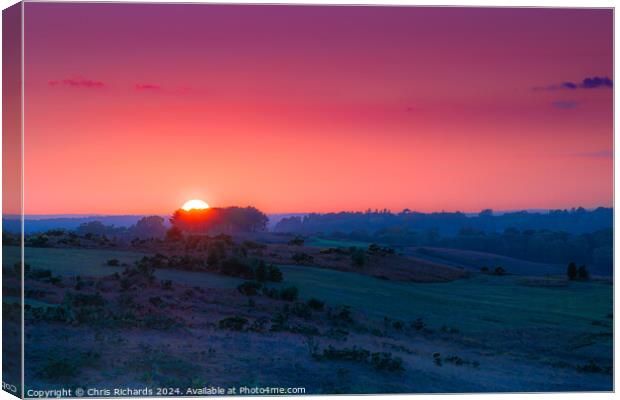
[181,199,210,211]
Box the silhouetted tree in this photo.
[76,221,107,236]
[131,216,167,239]
[578,265,589,281]
[567,262,578,280]
[170,206,268,234]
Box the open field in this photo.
[4,245,613,393]
[13,246,611,333]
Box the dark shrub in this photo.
[440,325,460,334]
[578,265,589,280]
[371,352,404,371]
[292,252,314,264]
[494,266,506,276]
[307,298,325,310]
[279,286,299,302]
[411,318,425,331]
[106,258,120,266]
[267,265,283,282]
[392,321,404,330]
[220,258,253,279]
[288,236,305,246]
[149,296,164,308]
[350,248,366,267]
[332,306,353,324]
[577,360,603,373]
[218,316,248,331]
[567,262,577,280]
[237,281,262,296]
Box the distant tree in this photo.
[76,221,107,236]
[131,216,166,239]
[578,265,589,281]
[567,262,578,280]
[288,236,305,246]
[494,266,506,276]
[479,209,494,217]
[170,206,268,234]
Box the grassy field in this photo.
[279,264,612,334]
[8,246,612,335]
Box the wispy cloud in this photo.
[48,77,105,88]
[135,83,161,91]
[551,100,579,109]
[534,76,613,91]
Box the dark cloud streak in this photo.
[534,76,612,91]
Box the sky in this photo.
[22,4,613,215]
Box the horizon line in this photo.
[2,205,613,219]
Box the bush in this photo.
[279,286,299,302]
[411,318,425,331]
[578,265,589,280]
[332,306,353,324]
[237,281,262,296]
[267,265,283,282]
[494,266,506,276]
[220,258,253,279]
[218,316,248,331]
[371,352,404,371]
[292,252,314,264]
[106,258,120,266]
[567,262,577,280]
[350,248,366,267]
[149,296,164,307]
[288,236,305,246]
[577,360,603,373]
[314,346,404,373]
[307,298,325,310]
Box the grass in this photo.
[9,246,612,335]
[305,237,371,248]
[276,264,612,334]
[7,246,242,289]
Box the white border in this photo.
[0,1,616,400]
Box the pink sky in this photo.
[22,4,612,214]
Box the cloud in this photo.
[534,76,613,91]
[135,83,161,91]
[551,100,579,109]
[48,77,104,88]
[571,149,613,159]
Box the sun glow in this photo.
[181,199,210,211]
